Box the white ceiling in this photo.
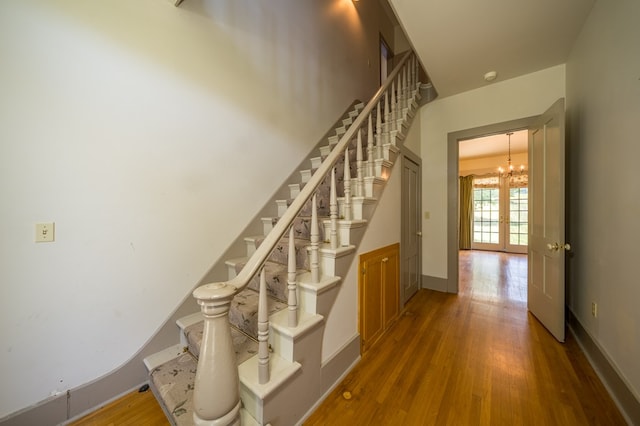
[458,130,528,160]
[388,0,595,98]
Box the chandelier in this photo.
[498,132,525,177]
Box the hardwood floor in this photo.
[305,250,626,425]
[71,250,626,425]
[67,388,168,426]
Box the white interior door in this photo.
[528,98,567,342]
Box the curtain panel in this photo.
[459,175,474,249]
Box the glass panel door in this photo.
[507,186,528,254]
[472,187,502,251]
[471,177,528,253]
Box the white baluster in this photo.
[384,90,390,134]
[410,58,416,100]
[367,114,375,178]
[192,285,241,425]
[395,76,403,132]
[411,55,416,90]
[343,147,352,221]
[376,100,383,148]
[330,168,338,249]
[414,55,420,90]
[403,64,409,109]
[376,101,382,134]
[391,80,397,122]
[310,193,320,283]
[258,267,270,384]
[287,226,298,328]
[356,129,364,198]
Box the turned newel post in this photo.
[192,283,241,426]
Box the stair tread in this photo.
[149,352,197,426]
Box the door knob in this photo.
[547,242,571,252]
[416,231,422,237]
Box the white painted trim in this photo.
[297,334,361,425]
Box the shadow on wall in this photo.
[38,0,370,141]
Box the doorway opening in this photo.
[446,115,539,294]
[459,130,529,254]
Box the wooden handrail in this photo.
[192,50,413,302]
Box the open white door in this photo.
[528,98,568,342]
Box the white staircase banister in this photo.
[190,50,415,426]
[193,50,413,302]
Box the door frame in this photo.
[447,115,538,293]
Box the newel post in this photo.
[192,283,241,426]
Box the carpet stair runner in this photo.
[144,102,368,426]
[144,80,420,424]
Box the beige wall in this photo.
[566,0,640,403]
[0,0,395,418]
[418,65,565,278]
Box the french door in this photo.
[472,176,528,254]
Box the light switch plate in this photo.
[36,223,55,243]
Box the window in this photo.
[473,187,499,244]
[509,187,528,245]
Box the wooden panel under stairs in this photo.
[305,251,627,425]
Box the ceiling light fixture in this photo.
[498,132,525,177]
[484,71,497,82]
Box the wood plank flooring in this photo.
[304,250,627,425]
[67,387,168,426]
[70,250,626,425]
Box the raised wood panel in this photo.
[359,243,400,353]
[382,249,399,327]
[361,256,383,348]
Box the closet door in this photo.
[359,243,400,353]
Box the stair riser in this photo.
[320,250,355,278]
[299,283,340,319]
[322,221,367,247]
[336,199,376,221]
[382,145,399,163]
[240,325,323,425]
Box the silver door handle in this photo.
[416,231,422,237]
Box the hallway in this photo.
[305,250,626,425]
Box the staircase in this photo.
[143,51,422,426]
